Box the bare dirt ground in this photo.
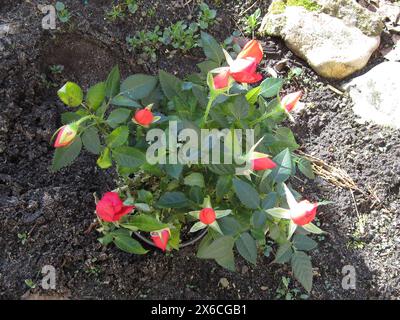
[0,0,399,299]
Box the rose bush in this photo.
[51,32,327,292]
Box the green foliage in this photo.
[55,2,71,23]
[51,33,326,293]
[197,2,217,30]
[242,8,262,36]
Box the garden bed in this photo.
[0,0,399,300]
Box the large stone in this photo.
[342,62,400,129]
[260,6,380,79]
[317,0,384,36]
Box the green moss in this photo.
[270,0,286,14]
[287,0,321,11]
[269,0,321,14]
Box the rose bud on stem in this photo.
[281,91,302,113]
[53,123,79,148]
[132,104,160,127]
[151,228,170,252]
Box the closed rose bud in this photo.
[251,157,277,171]
[290,200,318,226]
[151,228,170,252]
[281,91,302,112]
[54,124,78,148]
[134,108,154,126]
[250,151,276,171]
[96,192,134,222]
[213,68,230,90]
[199,208,216,225]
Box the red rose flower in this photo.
[96,192,134,222]
[213,40,263,89]
[54,124,78,148]
[199,208,216,225]
[151,228,170,252]
[134,108,154,126]
[290,200,318,226]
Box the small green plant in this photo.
[287,67,303,82]
[161,21,199,52]
[197,2,217,30]
[24,279,36,289]
[275,276,309,300]
[18,232,28,245]
[126,0,138,14]
[50,64,64,74]
[55,1,71,23]
[106,4,125,21]
[127,26,161,62]
[243,8,262,36]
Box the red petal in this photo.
[199,208,216,225]
[151,230,170,251]
[282,91,302,112]
[213,69,230,89]
[114,206,135,220]
[290,201,318,226]
[231,71,262,84]
[96,192,124,222]
[251,157,277,171]
[237,40,263,64]
[134,109,154,125]
[230,57,257,74]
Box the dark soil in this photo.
[1,0,399,300]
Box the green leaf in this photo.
[197,236,236,271]
[219,216,243,236]
[298,158,315,179]
[260,78,284,98]
[163,164,183,180]
[97,147,112,169]
[107,108,131,128]
[121,74,158,100]
[266,207,290,219]
[197,60,219,74]
[86,82,106,110]
[293,234,318,251]
[112,146,145,168]
[252,210,267,229]
[261,192,277,209]
[105,65,120,99]
[113,235,148,255]
[269,148,292,183]
[291,251,313,292]
[199,32,224,65]
[111,95,141,108]
[235,232,257,265]
[156,192,190,208]
[106,126,129,148]
[246,86,261,105]
[216,175,232,201]
[302,223,325,234]
[228,95,249,120]
[273,242,293,264]
[51,137,82,171]
[158,70,184,101]
[184,172,205,188]
[57,82,83,107]
[127,214,169,232]
[233,178,260,209]
[61,111,83,124]
[82,127,101,154]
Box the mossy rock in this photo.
[266,0,383,37]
